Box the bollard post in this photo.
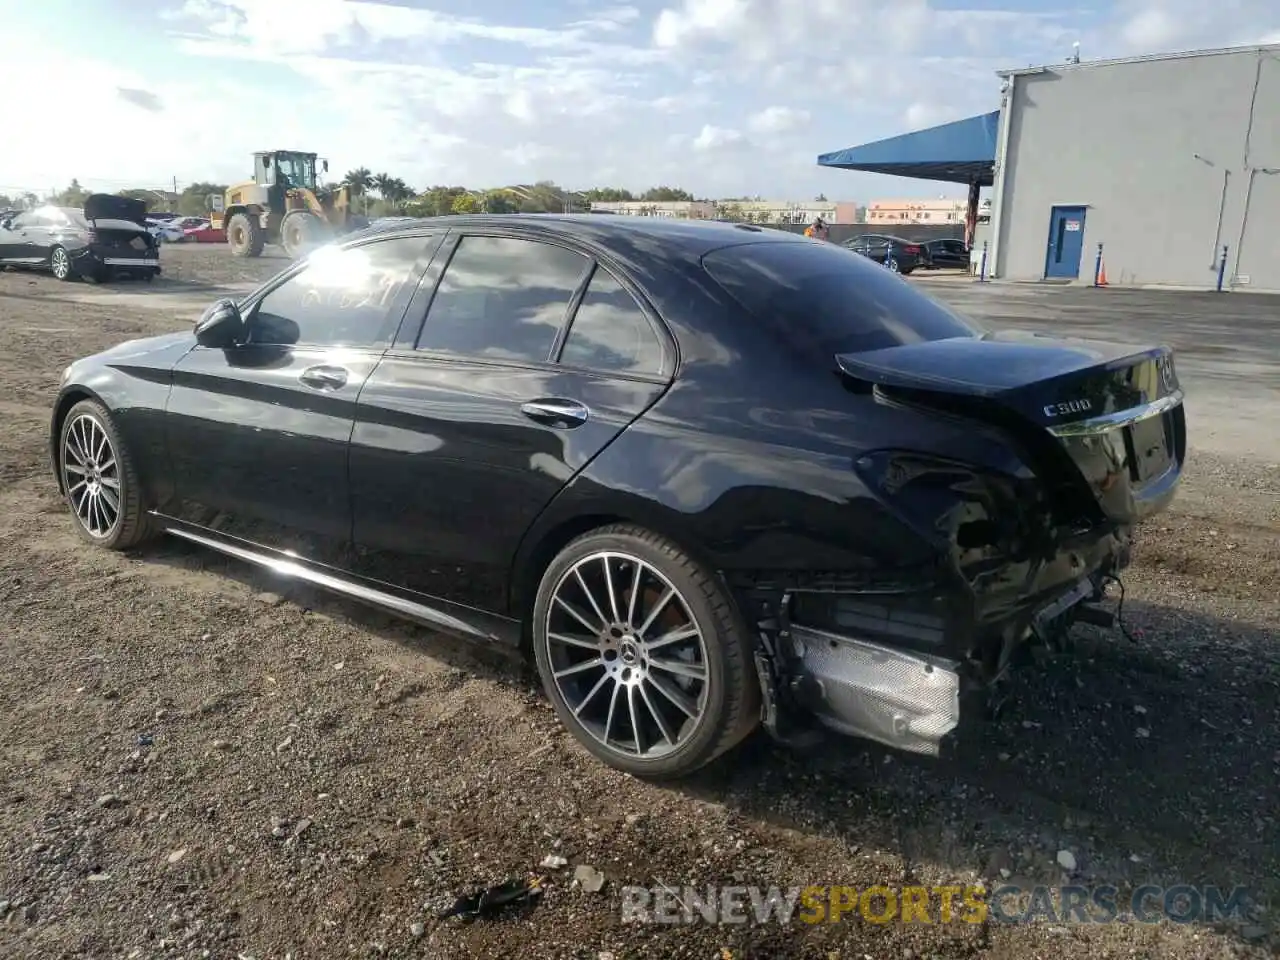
[1093,243,1104,286]
[978,241,988,282]
[1216,244,1228,292]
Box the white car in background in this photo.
[147,217,209,243]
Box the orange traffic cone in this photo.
[1096,258,1109,286]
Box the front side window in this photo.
[416,236,588,362]
[559,268,665,377]
[248,237,427,347]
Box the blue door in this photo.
[1044,205,1086,279]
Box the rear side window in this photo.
[702,241,982,358]
[559,268,666,377]
[417,236,588,362]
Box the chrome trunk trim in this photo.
[1046,390,1183,437]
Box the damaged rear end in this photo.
[776,332,1186,756]
[82,194,160,275]
[699,239,1186,759]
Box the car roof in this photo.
[352,213,813,261]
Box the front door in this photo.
[1044,205,1087,279]
[348,231,673,623]
[161,234,434,567]
[0,211,41,263]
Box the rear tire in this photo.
[58,399,155,550]
[884,257,900,273]
[227,213,265,258]
[531,524,760,779]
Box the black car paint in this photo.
[920,238,970,269]
[0,195,158,279]
[843,234,931,274]
[52,215,1182,675]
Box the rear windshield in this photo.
[702,241,983,358]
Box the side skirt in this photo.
[153,514,522,648]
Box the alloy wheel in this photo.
[51,248,70,280]
[543,551,710,760]
[885,257,900,273]
[61,413,121,539]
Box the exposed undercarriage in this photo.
[740,539,1134,757]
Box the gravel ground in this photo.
[0,248,1276,959]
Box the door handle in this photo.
[299,365,348,390]
[520,397,589,428]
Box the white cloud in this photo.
[1108,0,1280,53]
[748,106,810,135]
[1119,7,1181,48]
[903,102,953,131]
[692,125,748,152]
[1,0,1277,203]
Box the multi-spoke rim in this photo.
[61,414,121,539]
[51,248,69,279]
[543,551,710,761]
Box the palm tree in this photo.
[387,177,412,210]
[343,168,373,214]
[343,168,373,195]
[372,172,394,200]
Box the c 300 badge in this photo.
[1043,398,1093,417]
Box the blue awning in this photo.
[817,111,1000,185]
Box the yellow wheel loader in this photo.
[213,151,369,259]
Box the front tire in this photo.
[281,210,324,260]
[532,525,759,779]
[50,246,72,281]
[58,400,154,549]
[227,213,265,258]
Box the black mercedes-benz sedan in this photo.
[50,215,1186,778]
[0,194,160,282]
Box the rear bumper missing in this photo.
[790,623,961,755]
[779,567,1109,757]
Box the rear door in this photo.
[348,230,674,616]
[162,234,437,567]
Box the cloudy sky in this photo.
[2,0,1277,201]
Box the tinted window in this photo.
[249,237,425,347]
[702,241,982,358]
[418,236,587,362]
[560,268,665,377]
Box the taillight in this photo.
[84,229,98,243]
[904,245,920,254]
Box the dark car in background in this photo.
[50,215,1185,779]
[843,233,931,274]
[0,194,160,282]
[920,237,970,270]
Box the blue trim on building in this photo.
[817,111,1000,185]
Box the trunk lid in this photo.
[836,330,1185,525]
[83,193,148,226]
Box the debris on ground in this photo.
[438,877,546,921]
[573,864,606,893]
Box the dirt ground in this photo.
[0,247,1276,960]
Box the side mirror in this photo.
[194,298,245,348]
